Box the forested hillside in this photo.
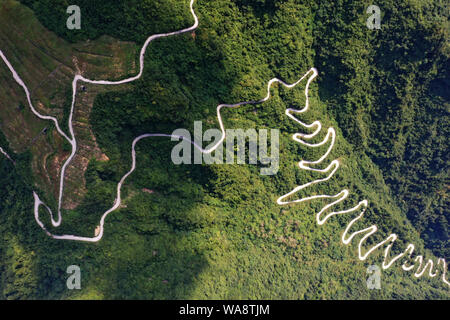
[18,0,449,260]
[0,0,448,299]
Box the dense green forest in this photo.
[0,0,448,299]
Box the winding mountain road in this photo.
[0,146,13,163]
[276,69,449,287]
[0,0,447,287]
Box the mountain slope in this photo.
[0,0,448,299]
